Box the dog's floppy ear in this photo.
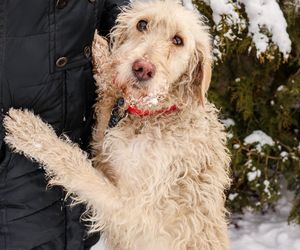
[189,40,212,106]
[92,32,110,86]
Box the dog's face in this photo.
[110,0,212,108]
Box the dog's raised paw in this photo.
[4,108,56,153]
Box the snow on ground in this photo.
[230,195,300,250]
[92,196,300,250]
[92,238,107,250]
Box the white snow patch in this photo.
[264,180,271,197]
[213,47,222,60]
[221,118,236,128]
[230,195,300,250]
[280,151,289,157]
[224,29,237,41]
[239,0,291,58]
[204,0,240,25]
[277,85,286,91]
[204,0,292,58]
[227,132,234,139]
[247,168,261,182]
[244,130,275,152]
[245,159,253,168]
[93,238,107,250]
[229,193,239,201]
[280,151,289,162]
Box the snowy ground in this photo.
[92,195,300,250]
[230,196,300,250]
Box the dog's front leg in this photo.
[4,109,121,212]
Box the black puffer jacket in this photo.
[0,1,127,249]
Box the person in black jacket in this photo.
[0,1,127,249]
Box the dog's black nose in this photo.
[132,59,156,81]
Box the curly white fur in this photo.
[4,1,231,249]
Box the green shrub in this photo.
[194,0,300,223]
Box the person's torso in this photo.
[0,0,104,141]
[0,1,107,249]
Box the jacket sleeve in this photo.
[97,0,129,36]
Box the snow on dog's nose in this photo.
[132,59,156,81]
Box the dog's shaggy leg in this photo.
[3,109,121,213]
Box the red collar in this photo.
[127,104,178,117]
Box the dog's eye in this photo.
[172,36,184,46]
[137,20,148,32]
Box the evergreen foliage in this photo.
[194,0,300,223]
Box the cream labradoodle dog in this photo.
[4,1,231,249]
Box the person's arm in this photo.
[97,0,129,36]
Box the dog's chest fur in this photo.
[101,104,221,192]
[92,104,231,249]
